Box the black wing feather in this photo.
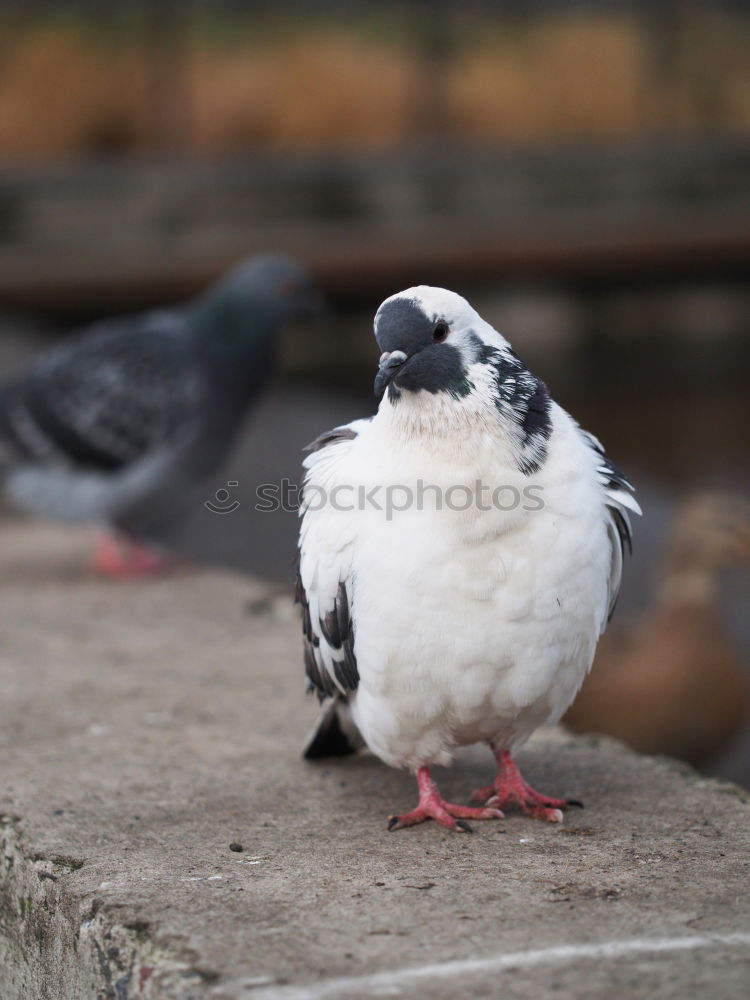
[296,423,365,702]
[295,562,358,701]
[303,425,360,454]
[579,428,640,623]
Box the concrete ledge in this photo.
[0,817,206,998]
[1,522,749,999]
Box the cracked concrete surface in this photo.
[1,520,749,999]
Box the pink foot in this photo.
[91,534,184,580]
[389,767,504,833]
[472,749,581,823]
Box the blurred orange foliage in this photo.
[0,29,149,154]
[0,11,748,157]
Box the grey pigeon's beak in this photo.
[374,350,407,397]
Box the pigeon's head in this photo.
[373,286,508,400]
[194,254,323,349]
[373,285,552,471]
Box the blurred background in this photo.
[1,1,749,784]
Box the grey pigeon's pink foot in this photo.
[389,766,504,832]
[472,748,580,823]
[91,534,186,580]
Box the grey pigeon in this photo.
[0,254,321,575]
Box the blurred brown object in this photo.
[2,7,750,157]
[564,493,750,765]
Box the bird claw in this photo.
[526,805,564,823]
[388,770,504,832]
[475,792,564,823]
[388,802,503,832]
[471,783,497,805]
[471,751,578,823]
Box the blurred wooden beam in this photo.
[0,137,748,316]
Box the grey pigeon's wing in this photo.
[1,312,203,474]
[579,429,642,623]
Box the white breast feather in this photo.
[299,393,632,771]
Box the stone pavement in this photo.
[1,521,749,999]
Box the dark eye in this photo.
[433,322,449,343]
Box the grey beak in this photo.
[374,350,407,397]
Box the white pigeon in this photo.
[296,286,640,831]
